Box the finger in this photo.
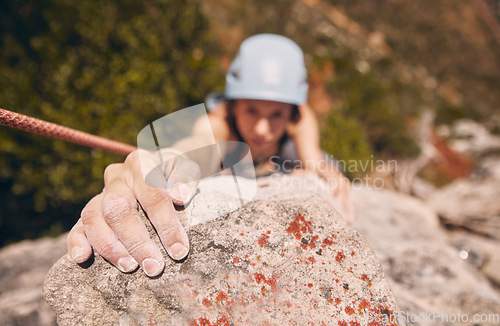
[127,151,191,261]
[134,180,190,261]
[67,218,93,264]
[80,193,140,273]
[101,180,166,277]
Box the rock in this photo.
[438,119,500,157]
[448,230,500,287]
[43,175,403,326]
[352,187,500,326]
[0,234,67,326]
[428,156,500,240]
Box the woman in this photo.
[67,34,353,277]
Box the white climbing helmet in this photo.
[225,34,308,105]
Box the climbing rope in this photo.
[0,108,137,155]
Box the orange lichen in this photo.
[190,315,231,326]
[258,233,269,247]
[345,306,355,315]
[286,212,313,240]
[215,291,228,302]
[321,237,334,248]
[202,298,212,307]
[253,272,277,291]
[335,251,346,262]
[233,256,239,264]
[254,273,266,284]
[358,298,370,310]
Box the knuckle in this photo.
[158,223,182,243]
[124,150,142,168]
[102,192,137,226]
[94,240,118,259]
[104,163,124,185]
[141,187,170,209]
[125,237,148,257]
[81,200,101,225]
[101,195,134,226]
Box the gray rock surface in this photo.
[353,186,500,326]
[428,156,500,240]
[0,234,66,326]
[448,230,500,288]
[43,176,403,326]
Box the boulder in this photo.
[43,176,403,326]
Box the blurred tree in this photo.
[333,0,500,120]
[0,0,223,246]
[330,57,421,159]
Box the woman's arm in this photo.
[287,104,354,222]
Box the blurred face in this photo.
[232,99,292,160]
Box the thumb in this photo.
[165,156,201,206]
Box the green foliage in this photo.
[0,0,223,246]
[320,110,372,179]
[333,0,500,120]
[318,54,420,167]
[333,66,420,159]
[435,102,485,126]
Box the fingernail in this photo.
[178,183,191,202]
[117,257,139,273]
[71,247,85,263]
[168,242,189,261]
[142,258,164,277]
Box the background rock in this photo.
[352,187,500,326]
[447,230,500,288]
[428,156,500,240]
[0,234,66,326]
[43,176,403,326]
[438,119,500,157]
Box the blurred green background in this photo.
[1,0,499,246]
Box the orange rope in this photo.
[0,108,137,155]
